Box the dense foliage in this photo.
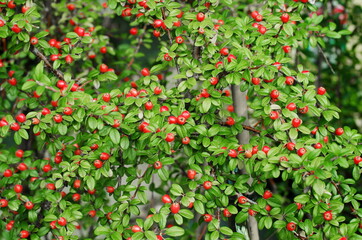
[0,0,361,240]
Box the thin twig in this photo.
[317,43,336,74]
[126,24,149,70]
[30,46,65,80]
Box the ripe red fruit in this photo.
[72,193,81,202]
[262,146,270,154]
[286,103,297,111]
[19,230,30,238]
[354,156,362,165]
[286,222,296,231]
[255,14,263,22]
[177,116,186,125]
[4,169,13,177]
[53,114,63,123]
[24,201,34,210]
[106,186,115,193]
[100,47,107,54]
[335,128,344,136]
[94,160,103,168]
[223,208,232,217]
[286,142,295,151]
[203,181,212,190]
[187,169,197,179]
[251,11,259,19]
[144,101,153,110]
[181,111,191,119]
[265,205,272,211]
[285,76,294,85]
[88,210,96,217]
[42,108,51,116]
[228,149,238,158]
[225,117,235,126]
[292,118,302,128]
[227,54,237,62]
[131,225,142,233]
[63,107,73,115]
[0,199,9,207]
[299,106,309,114]
[168,116,177,124]
[42,164,52,172]
[263,190,273,199]
[46,183,56,190]
[67,3,75,11]
[65,55,73,64]
[100,64,108,73]
[8,78,17,86]
[153,19,163,28]
[251,77,260,85]
[175,36,184,44]
[100,152,110,161]
[282,46,291,53]
[258,25,267,34]
[182,137,190,145]
[10,122,20,131]
[281,13,290,23]
[220,48,229,56]
[196,12,205,22]
[170,202,180,214]
[297,148,307,156]
[154,86,162,95]
[17,163,28,171]
[153,30,161,37]
[323,211,333,221]
[73,179,81,189]
[162,194,172,204]
[58,217,67,226]
[248,209,257,216]
[317,87,326,95]
[270,89,279,99]
[164,53,172,61]
[141,68,150,76]
[129,27,138,35]
[269,111,279,120]
[15,149,24,158]
[56,80,67,89]
[203,214,213,222]
[11,24,22,33]
[272,62,282,70]
[165,133,175,142]
[313,143,322,149]
[14,184,23,193]
[153,161,162,169]
[210,77,218,85]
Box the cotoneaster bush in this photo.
[0,0,361,240]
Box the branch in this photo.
[242,124,277,142]
[30,46,64,80]
[130,165,150,200]
[317,43,336,74]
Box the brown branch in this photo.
[242,124,277,141]
[30,46,64,80]
[130,165,151,200]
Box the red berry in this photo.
[297,148,307,156]
[131,225,142,233]
[170,202,180,214]
[286,142,295,151]
[187,169,197,179]
[100,64,109,73]
[14,184,23,193]
[226,117,235,126]
[251,77,260,85]
[223,208,232,217]
[153,19,163,28]
[227,54,237,63]
[94,160,103,168]
[165,133,175,142]
[10,122,20,131]
[196,12,205,22]
[72,193,81,202]
[58,217,67,226]
[203,214,213,222]
[168,116,177,124]
[354,156,362,165]
[317,87,326,95]
[17,163,28,171]
[15,149,24,158]
[281,13,290,23]
[130,27,138,35]
[203,181,212,190]
[100,47,107,54]
[220,48,229,56]
[141,68,150,76]
[263,190,273,199]
[100,152,110,161]
[270,89,279,99]
[323,211,333,221]
[292,118,302,128]
[63,107,73,115]
[314,143,323,149]
[269,111,279,120]
[228,149,238,158]
[106,186,115,193]
[299,106,309,114]
[248,209,257,216]
[19,230,30,238]
[210,77,218,85]
[282,46,291,53]
[0,199,9,207]
[335,128,344,136]
[182,137,190,145]
[164,53,173,61]
[286,103,297,111]
[53,114,63,123]
[258,25,267,34]
[286,222,296,231]
[153,161,162,169]
[42,164,52,172]
[285,76,294,85]
[4,169,13,177]
[161,194,172,204]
